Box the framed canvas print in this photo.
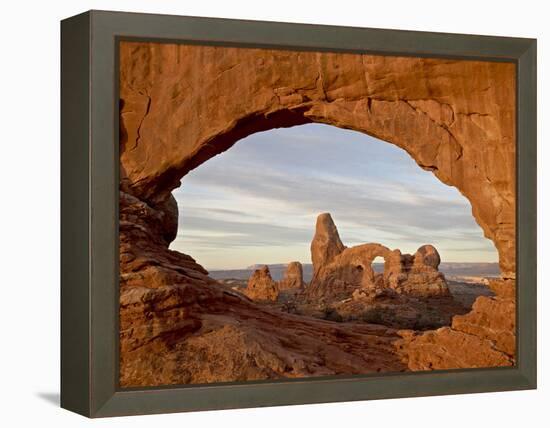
[60,10,537,417]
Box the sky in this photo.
[170,124,497,270]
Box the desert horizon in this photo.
[209,261,500,281]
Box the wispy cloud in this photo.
[171,124,497,269]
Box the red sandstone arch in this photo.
[118,42,517,385]
[119,41,516,279]
[309,242,398,298]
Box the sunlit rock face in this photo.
[310,213,346,278]
[279,262,305,290]
[396,278,516,370]
[308,214,450,299]
[244,265,279,301]
[399,245,449,297]
[118,42,516,387]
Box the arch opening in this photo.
[168,123,497,329]
[170,124,497,272]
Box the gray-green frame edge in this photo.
[60,10,537,418]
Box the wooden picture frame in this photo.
[60,10,537,417]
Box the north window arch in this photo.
[117,40,517,386]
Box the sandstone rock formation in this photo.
[244,265,279,301]
[396,278,515,369]
[398,245,449,297]
[119,42,516,279]
[119,191,215,290]
[309,241,397,298]
[414,244,441,269]
[118,42,516,385]
[279,261,305,290]
[308,214,449,299]
[311,213,346,279]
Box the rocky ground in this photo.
[218,279,493,331]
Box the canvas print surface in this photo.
[118,41,516,387]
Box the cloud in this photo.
[176,214,314,247]
[171,124,497,269]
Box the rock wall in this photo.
[119,191,214,290]
[396,279,515,369]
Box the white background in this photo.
[0,0,546,426]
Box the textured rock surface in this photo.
[309,242,396,298]
[310,213,346,280]
[279,261,305,290]
[244,265,279,301]
[308,214,449,299]
[119,42,516,385]
[120,195,409,386]
[396,327,513,370]
[414,245,441,269]
[396,278,515,369]
[119,191,214,290]
[398,245,449,297]
[121,282,407,386]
